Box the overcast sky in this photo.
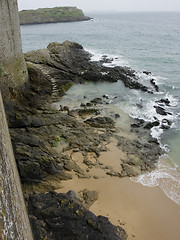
[17,0,180,12]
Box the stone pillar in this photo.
[0,0,28,98]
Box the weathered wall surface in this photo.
[0,91,33,240]
[0,0,28,99]
[0,2,33,238]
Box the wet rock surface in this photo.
[9,111,111,183]
[116,135,163,176]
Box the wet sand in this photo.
[60,176,180,240]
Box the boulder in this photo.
[150,79,159,92]
[156,98,171,106]
[85,117,115,128]
[144,121,159,129]
[154,106,172,116]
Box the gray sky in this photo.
[17,0,180,12]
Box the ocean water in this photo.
[20,12,180,204]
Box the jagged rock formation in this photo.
[0,0,28,100]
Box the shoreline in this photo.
[20,18,92,26]
[60,174,180,240]
[55,132,180,239]
[7,41,179,239]
[54,98,180,239]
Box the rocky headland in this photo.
[19,7,91,25]
[5,41,167,239]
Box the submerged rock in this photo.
[156,98,171,106]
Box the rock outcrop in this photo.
[24,40,154,103]
[19,7,91,25]
[27,191,127,240]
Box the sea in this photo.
[20,12,180,205]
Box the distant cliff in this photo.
[19,7,91,25]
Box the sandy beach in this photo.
[60,175,180,240]
[56,139,180,240]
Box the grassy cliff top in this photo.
[19,7,91,25]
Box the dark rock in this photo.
[78,108,99,116]
[100,55,113,64]
[103,94,110,99]
[28,191,127,240]
[23,40,153,97]
[90,97,104,105]
[131,119,145,128]
[161,119,172,129]
[85,117,115,128]
[116,136,164,175]
[66,190,81,203]
[143,71,151,75]
[86,102,93,107]
[80,103,86,107]
[131,123,141,128]
[156,98,171,106]
[144,121,159,129]
[136,103,143,109]
[115,114,120,118]
[150,79,159,92]
[154,106,172,116]
[63,106,69,111]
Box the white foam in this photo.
[86,48,129,67]
[122,85,178,139]
[87,48,179,140]
[101,72,109,76]
[132,157,180,205]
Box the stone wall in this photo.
[0,0,28,99]
[0,91,33,240]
